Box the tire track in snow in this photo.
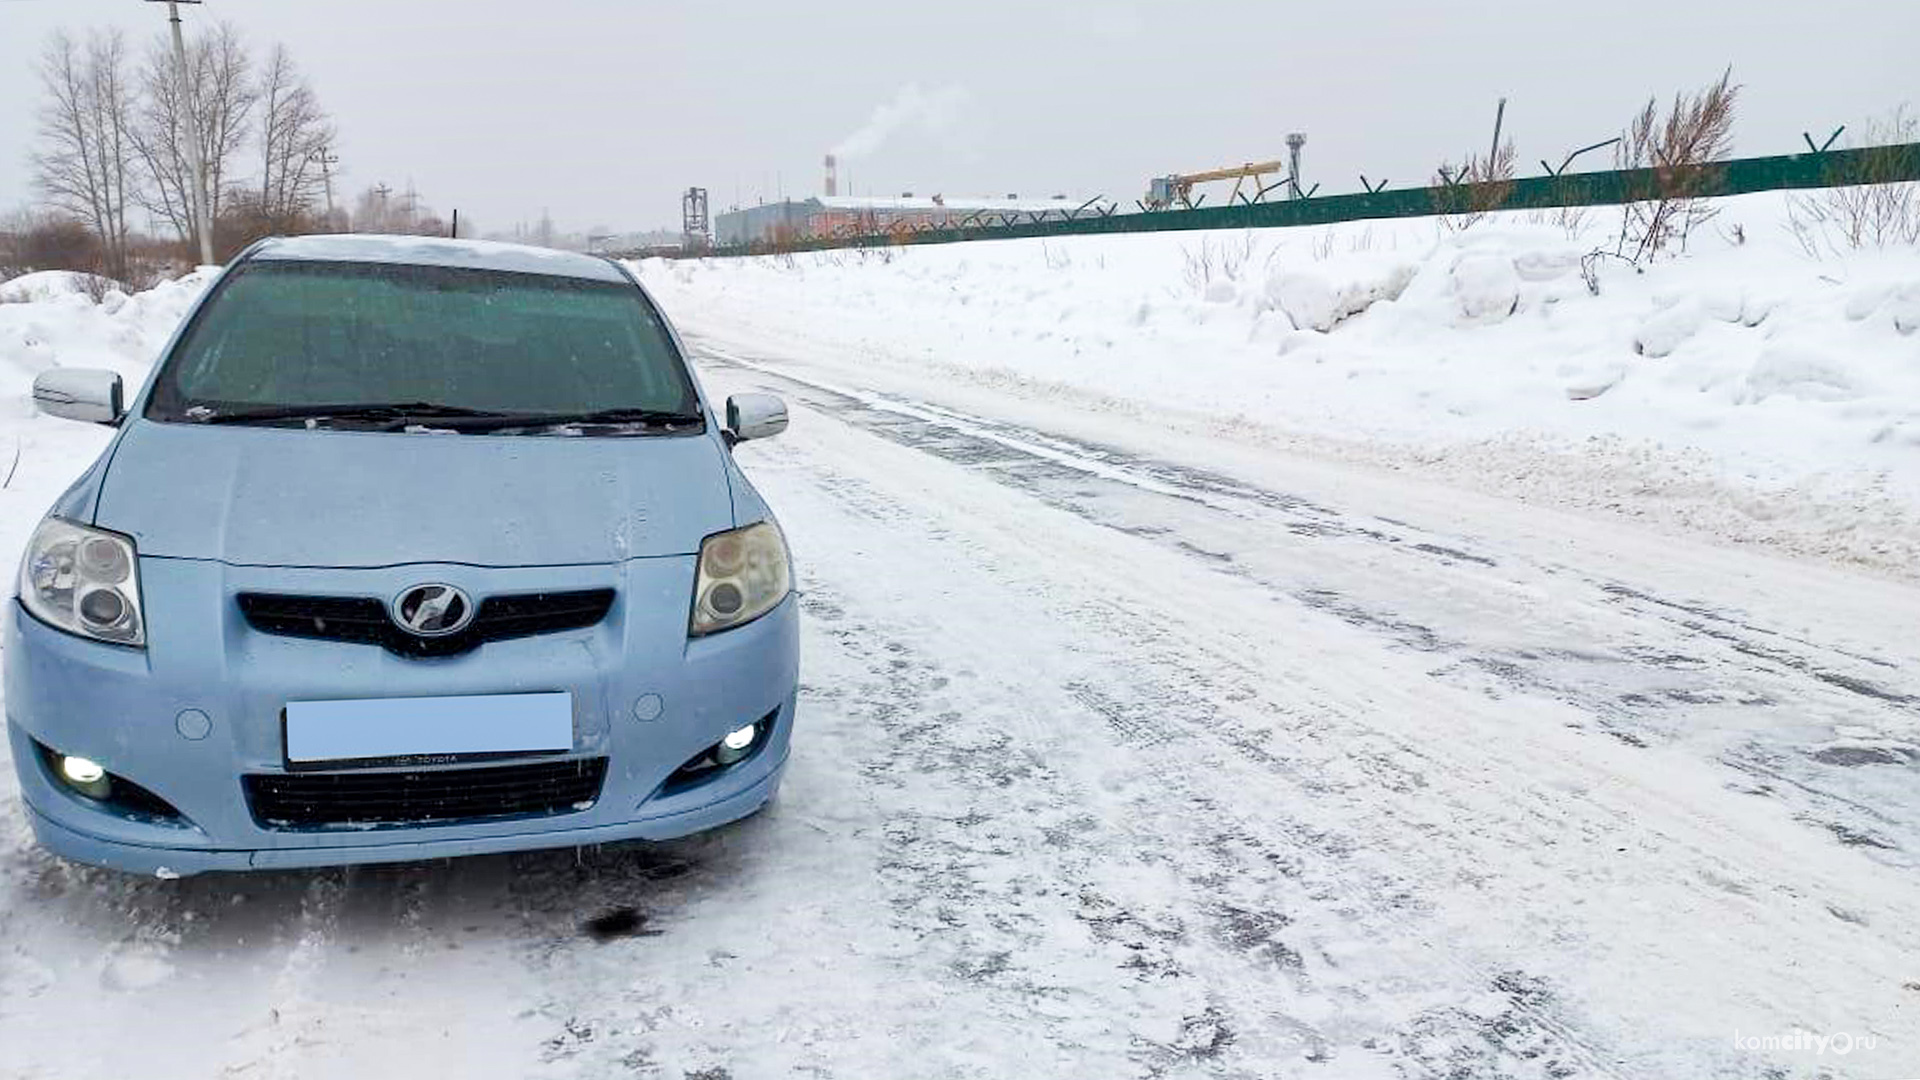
[697,344,1920,865]
[219,870,349,1077]
[693,350,1920,1078]
[742,438,1640,1078]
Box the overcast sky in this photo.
[1,0,1914,236]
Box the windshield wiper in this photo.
[191,402,512,426]
[425,407,706,433]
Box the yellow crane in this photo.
[1145,159,1289,210]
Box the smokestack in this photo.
[824,154,838,197]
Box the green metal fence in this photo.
[690,142,1920,257]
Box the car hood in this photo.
[95,420,734,567]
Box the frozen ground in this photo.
[2,214,1919,1079]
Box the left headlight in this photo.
[18,518,145,647]
[690,521,791,637]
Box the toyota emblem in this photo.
[392,583,475,637]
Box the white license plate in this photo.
[284,692,573,764]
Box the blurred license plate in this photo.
[284,692,573,765]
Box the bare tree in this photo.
[126,45,191,242]
[32,31,138,281]
[1616,69,1740,262]
[255,44,335,229]
[128,21,258,245]
[197,23,255,220]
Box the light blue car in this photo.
[6,235,798,876]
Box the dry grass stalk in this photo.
[1616,69,1740,262]
[1787,107,1920,254]
[1433,138,1517,231]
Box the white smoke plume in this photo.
[831,83,970,159]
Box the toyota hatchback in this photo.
[6,235,798,876]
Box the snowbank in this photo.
[637,191,1920,576]
[0,268,216,403]
[0,270,100,304]
[0,268,216,568]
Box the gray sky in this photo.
[2,0,1914,235]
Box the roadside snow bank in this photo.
[0,265,216,395]
[0,268,215,407]
[637,191,1920,577]
[0,270,103,304]
[0,269,216,563]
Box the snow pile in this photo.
[637,192,1920,575]
[1264,256,1416,331]
[0,269,216,566]
[0,268,216,410]
[0,270,104,304]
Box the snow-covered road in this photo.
[5,305,1919,1080]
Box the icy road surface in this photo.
[4,333,1919,1080]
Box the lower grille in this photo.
[244,757,608,828]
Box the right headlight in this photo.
[18,517,146,647]
[689,521,791,637]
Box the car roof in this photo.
[248,234,629,283]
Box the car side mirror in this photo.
[33,368,124,425]
[725,393,788,444]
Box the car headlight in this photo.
[18,518,145,647]
[690,521,790,637]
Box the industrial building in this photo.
[704,153,1087,247]
[709,155,1083,246]
[715,192,1088,247]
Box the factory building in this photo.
[711,155,1086,247]
[715,193,1087,246]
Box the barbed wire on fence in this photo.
[679,139,1920,260]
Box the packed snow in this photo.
[638,191,1920,578]
[3,194,1919,1078]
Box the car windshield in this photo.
[144,259,701,427]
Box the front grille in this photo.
[238,588,616,657]
[244,757,608,828]
[238,594,391,645]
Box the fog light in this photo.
[59,755,112,799]
[713,722,760,766]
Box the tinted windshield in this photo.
[145,260,700,424]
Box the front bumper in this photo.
[4,555,799,876]
[17,749,787,874]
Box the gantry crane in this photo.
[1145,159,1290,210]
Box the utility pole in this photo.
[1489,97,1508,168]
[318,147,339,217]
[148,0,214,265]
